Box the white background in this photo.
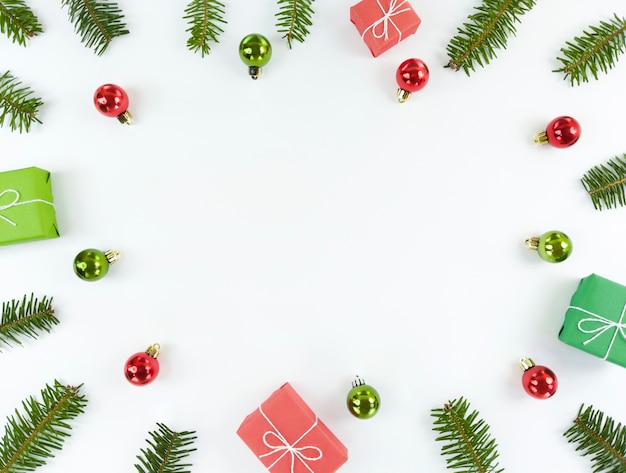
[3,1,626,472]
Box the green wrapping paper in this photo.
[0,167,59,246]
[559,274,626,368]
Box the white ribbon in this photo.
[570,304,626,359]
[257,405,323,473]
[361,0,411,42]
[0,189,54,227]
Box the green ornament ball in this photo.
[536,231,572,263]
[239,34,272,79]
[347,383,380,419]
[73,249,118,281]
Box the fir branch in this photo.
[183,0,226,57]
[0,295,57,351]
[445,0,536,76]
[555,14,626,86]
[581,155,626,210]
[135,423,197,473]
[432,397,504,473]
[61,0,129,56]
[0,0,43,46]
[0,71,42,133]
[0,380,87,473]
[564,404,626,473]
[275,0,315,48]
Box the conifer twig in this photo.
[564,404,626,472]
[0,70,43,133]
[61,0,129,56]
[431,397,504,473]
[275,0,315,48]
[554,14,626,86]
[445,0,536,76]
[135,423,197,473]
[581,155,626,210]
[0,0,43,46]
[0,380,87,473]
[0,294,57,351]
[183,0,226,57]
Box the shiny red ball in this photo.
[522,365,557,399]
[124,352,160,386]
[545,116,581,148]
[396,58,429,93]
[94,84,129,118]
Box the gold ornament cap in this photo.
[534,130,549,145]
[145,343,161,359]
[524,237,539,250]
[117,111,133,125]
[397,89,411,103]
[104,250,120,264]
[519,357,536,372]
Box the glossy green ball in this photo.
[347,384,380,419]
[74,249,110,281]
[537,231,572,263]
[239,34,272,67]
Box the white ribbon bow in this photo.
[570,304,626,359]
[258,405,323,473]
[0,189,54,227]
[361,0,411,42]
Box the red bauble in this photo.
[125,344,160,386]
[94,84,132,124]
[536,116,581,148]
[396,58,429,103]
[520,358,557,399]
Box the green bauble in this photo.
[347,383,380,419]
[537,231,572,263]
[239,34,272,79]
[74,249,119,281]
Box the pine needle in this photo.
[581,155,626,210]
[432,397,504,473]
[183,0,226,57]
[61,0,129,56]
[275,0,315,48]
[0,71,43,133]
[564,404,626,473]
[446,0,536,76]
[0,380,87,473]
[135,423,197,473]
[0,0,43,46]
[555,14,626,86]
[0,295,57,351]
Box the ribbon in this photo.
[570,304,626,359]
[0,189,54,227]
[361,0,412,43]
[257,405,323,473]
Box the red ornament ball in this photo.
[520,358,557,399]
[125,349,160,386]
[396,58,429,93]
[94,84,129,118]
[541,116,581,148]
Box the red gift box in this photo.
[237,383,348,473]
[350,0,421,57]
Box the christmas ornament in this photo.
[239,34,272,80]
[519,357,557,399]
[581,154,626,210]
[347,376,380,419]
[93,84,132,124]
[135,423,197,472]
[396,58,429,103]
[73,248,120,281]
[534,116,581,148]
[124,343,161,386]
[0,71,43,133]
[1,294,57,351]
[524,230,572,263]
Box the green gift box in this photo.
[0,167,59,246]
[559,274,626,368]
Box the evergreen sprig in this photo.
[0,295,57,351]
[183,0,226,57]
[555,14,626,86]
[135,423,197,473]
[0,0,43,46]
[61,0,129,56]
[581,155,626,210]
[0,71,42,133]
[0,380,87,473]
[275,0,315,48]
[564,404,626,472]
[446,0,536,76]
[432,397,504,473]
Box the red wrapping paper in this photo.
[237,383,348,473]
